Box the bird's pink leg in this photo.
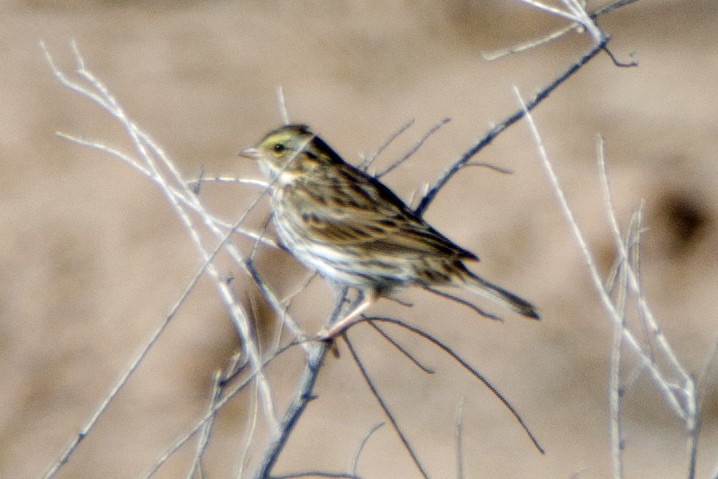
[316,295,375,340]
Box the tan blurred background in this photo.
[2,1,718,477]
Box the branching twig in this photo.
[606,206,639,479]
[249,291,349,479]
[42,40,291,476]
[344,334,430,479]
[597,137,693,418]
[271,473,360,479]
[40,1,649,475]
[415,37,607,218]
[483,0,637,60]
[360,119,415,171]
[515,85,700,476]
[367,321,435,374]
[143,340,298,479]
[422,286,501,321]
[250,341,328,478]
[366,316,544,454]
[188,370,224,479]
[43,262,204,479]
[375,117,451,178]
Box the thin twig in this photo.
[249,291,349,479]
[685,376,698,479]
[376,117,451,178]
[455,398,465,479]
[422,286,501,321]
[367,316,544,454]
[519,0,591,26]
[607,206,640,479]
[271,473,360,479]
[415,37,607,218]
[276,86,290,125]
[461,162,514,175]
[360,119,415,170]
[44,40,282,440]
[367,321,436,374]
[143,340,299,479]
[516,86,689,420]
[344,334,431,479]
[236,301,266,479]
[43,246,220,479]
[186,175,268,189]
[187,370,223,479]
[484,0,636,60]
[597,132,693,419]
[351,422,385,475]
[482,22,579,61]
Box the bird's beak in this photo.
[239,146,260,159]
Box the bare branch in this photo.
[375,117,451,178]
[42,41,289,476]
[187,370,224,479]
[367,321,436,374]
[143,341,298,479]
[38,2,656,475]
[516,85,702,476]
[360,119,415,171]
[366,316,544,454]
[250,291,349,479]
[484,0,637,60]
[276,86,290,125]
[351,422,385,476]
[187,175,269,189]
[422,286,501,321]
[454,398,465,479]
[516,86,687,417]
[415,37,607,218]
[343,334,430,479]
[271,472,361,479]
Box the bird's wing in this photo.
[284,163,478,261]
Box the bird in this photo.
[239,124,538,340]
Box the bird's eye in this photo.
[273,143,286,153]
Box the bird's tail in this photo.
[463,270,540,320]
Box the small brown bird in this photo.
[240,124,538,339]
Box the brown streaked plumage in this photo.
[240,124,538,339]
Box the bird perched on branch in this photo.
[240,124,538,339]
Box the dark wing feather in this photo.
[284,161,478,261]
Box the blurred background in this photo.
[1,1,718,477]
